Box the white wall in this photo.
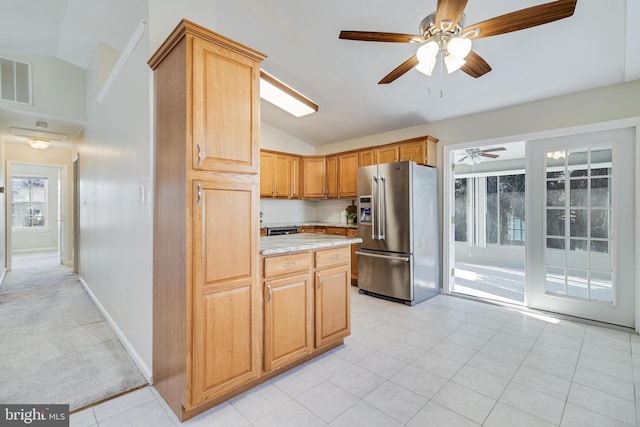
[10,164,59,253]
[261,122,316,155]
[78,0,152,378]
[0,50,85,121]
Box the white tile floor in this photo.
[70,287,640,426]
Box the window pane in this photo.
[567,269,589,299]
[486,176,497,244]
[569,209,587,237]
[454,178,467,242]
[569,179,588,207]
[590,178,610,207]
[546,180,565,207]
[590,209,610,239]
[499,175,525,246]
[546,209,565,236]
[590,271,613,302]
[11,176,48,229]
[546,266,565,295]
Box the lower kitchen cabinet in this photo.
[263,272,313,372]
[314,246,351,348]
[315,265,351,347]
[261,245,351,372]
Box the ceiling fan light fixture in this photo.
[28,138,50,150]
[415,61,436,76]
[416,41,439,63]
[444,55,466,73]
[447,37,472,59]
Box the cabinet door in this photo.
[375,146,399,164]
[192,37,260,174]
[326,227,347,236]
[358,149,376,167]
[326,155,338,198]
[274,154,291,198]
[315,265,351,348]
[290,156,301,199]
[191,179,259,407]
[399,140,426,164]
[260,151,275,197]
[264,273,313,372]
[302,157,326,198]
[338,153,358,198]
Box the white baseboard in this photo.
[78,276,153,383]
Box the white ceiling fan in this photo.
[458,147,506,165]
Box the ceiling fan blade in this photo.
[460,51,492,78]
[436,0,469,31]
[482,147,506,153]
[378,55,419,84]
[462,0,577,39]
[339,31,425,43]
[480,153,500,158]
[458,156,468,162]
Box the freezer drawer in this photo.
[357,250,413,302]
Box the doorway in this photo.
[7,162,67,269]
[451,141,526,305]
[445,126,637,328]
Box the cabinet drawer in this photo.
[315,246,350,269]
[326,227,347,236]
[264,252,311,278]
[346,228,357,237]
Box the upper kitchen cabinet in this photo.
[149,20,263,175]
[398,136,439,167]
[375,145,399,164]
[326,155,338,198]
[302,156,327,198]
[260,151,291,198]
[358,149,375,167]
[337,152,357,198]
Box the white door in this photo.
[526,128,635,327]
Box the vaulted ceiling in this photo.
[0,0,638,146]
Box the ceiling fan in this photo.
[339,0,577,84]
[458,147,506,165]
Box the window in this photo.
[0,57,32,104]
[12,177,48,229]
[454,173,525,247]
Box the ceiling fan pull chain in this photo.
[439,48,445,98]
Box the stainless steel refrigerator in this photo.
[356,161,440,305]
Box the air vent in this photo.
[0,57,32,104]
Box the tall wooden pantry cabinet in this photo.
[149,20,265,421]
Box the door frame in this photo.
[442,117,640,331]
[5,161,69,269]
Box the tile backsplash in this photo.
[260,199,356,224]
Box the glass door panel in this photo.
[526,128,635,327]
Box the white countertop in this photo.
[260,234,362,255]
[261,222,357,230]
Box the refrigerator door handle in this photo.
[355,251,410,262]
[371,175,378,239]
[378,175,386,240]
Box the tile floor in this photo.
[71,287,640,426]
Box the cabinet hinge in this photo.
[451,268,455,277]
[451,163,455,172]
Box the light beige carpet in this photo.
[0,256,147,411]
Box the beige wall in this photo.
[316,79,640,157]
